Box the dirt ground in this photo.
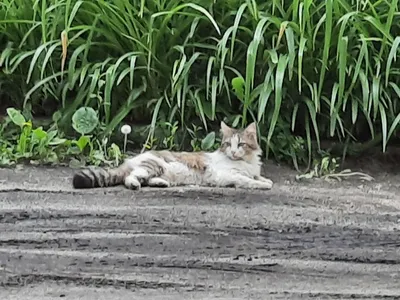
[0,160,400,299]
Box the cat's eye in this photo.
[238,142,246,147]
[224,142,231,147]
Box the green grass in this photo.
[1,0,400,169]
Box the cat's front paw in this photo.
[124,175,141,190]
[148,177,170,188]
[253,180,273,190]
[262,178,273,187]
[255,175,273,183]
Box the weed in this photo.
[1,0,400,169]
[187,124,205,151]
[0,107,122,167]
[296,154,374,182]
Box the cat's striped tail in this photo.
[72,165,129,189]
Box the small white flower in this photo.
[121,124,131,135]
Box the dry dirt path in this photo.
[0,165,400,299]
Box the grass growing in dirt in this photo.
[0,107,123,167]
[1,0,400,174]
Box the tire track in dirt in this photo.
[1,178,400,298]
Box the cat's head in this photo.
[219,121,261,161]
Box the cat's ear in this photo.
[244,122,257,135]
[220,121,233,136]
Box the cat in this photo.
[72,121,273,190]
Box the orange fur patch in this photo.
[242,131,258,150]
[173,152,206,171]
[152,150,207,171]
[152,150,176,163]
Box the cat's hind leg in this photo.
[124,158,166,190]
[148,177,170,188]
[124,167,151,190]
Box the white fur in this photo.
[122,149,273,190]
[148,177,170,187]
[124,174,141,189]
[224,134,246,160]
[201,149,272,189]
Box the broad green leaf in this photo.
[32,128,47,140]
[232,77,245,101]
[267,54,288,144]
[6,108,26,127]
[385,36,400,86]
[201,131,216,150]
[75,135,90,152]
[318,0,332,98]
[72,107,99,135]
[49,138,68,146]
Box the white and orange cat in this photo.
[72,121,273,190]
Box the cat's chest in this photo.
[210,156,260,176]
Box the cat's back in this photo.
[158,150,207,184]
[123,150,169,168]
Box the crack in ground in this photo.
[0,274,206,290]
[276,291,400,299]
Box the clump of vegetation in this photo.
[1,0,400,176]
[0,107,122,167]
